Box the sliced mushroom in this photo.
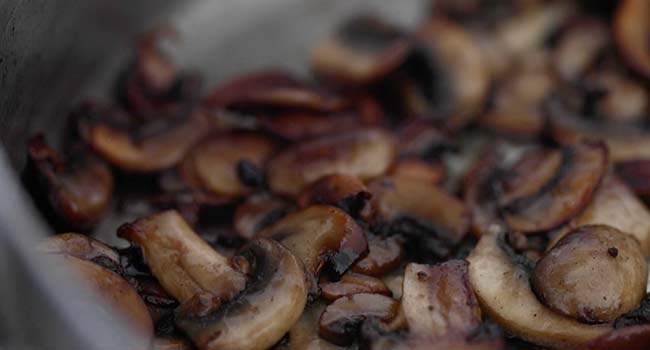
[267,128,396,197]
[614,0,650,79]
[319,293,399,346]
[151,337,194,350]
[38,232,120,272]
[285,301,345,350]
[551,175,650,256]
[179,132,275,197]
[320,272,392,300]
[174,238,309,350]
[118,210,247,303]
[502,141,608,233]
[552,19,609,82]
[79,108,213,172]
[262,112,362,142]
[233,193,292,240]
[397,119,451,158]
[390,158,444,184]
[51,254,154,342]
[587,325,650,350]
[297,174,372,218]
[402,260,481,338]
[26,134,113,230]
[204,70,346,112]
[412,17,489,129]
[463,148,505,236]
[467,230,610,348]
[352,235,404,277]
[369,176,470,259]
[532,225,647,323]
[311,15,411,86]
[256,205,367,276]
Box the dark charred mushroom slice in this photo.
[233,193,292,240]
[79,109,213,172]
[502,141,608,233]
[204,70,346,112]
[261,112,362,142]
[614,0,650,79]
[352,235,404,277]
[51,254,154,342]
[297,174,372,218]
[532,225,647,323]
[320,272,392,300]
[319,293,399,346]
[551,175,650,256]
[26,135,113,230]
[38,232,120,272]
[256,205,367,276]
[401,260,481,338]
[267,128,396,197]
[175,238,309,350]
[369,176,470,259]
[311,15,411,86]
[118,210,247,303]
[467,231,610,348]
[587,324,650,350]
[179,132,275,197]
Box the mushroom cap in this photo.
[175,238,309,350]
[467,230,610,348]
[532,225,647,323]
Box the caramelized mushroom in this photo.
[502,141,608,233]
[267,128,396,197]
[262,112,361,142]
[151,337,194,350]
[352,235,404,277]
[285,301,344,350]
[38,232,120,272]
[321,272,392,300]
[467,230,610,348]
[175,238,308,350]
[369,176,470,259]
[257,205,367,276]
[532,225,647,323]
[552,19,609,82]
[311,15,411,86]
[233,193,292,240]
[614,0,650,79]
[118,210,247,303]
[319,293,399,346]
[390,158,444,184]
[179,132,275,197]
[27,135,113,230]
[79,108,213,172]
[297,174,372,218]
[401,260,481,338]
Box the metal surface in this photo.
[0,1,425,348]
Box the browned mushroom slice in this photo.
[175,238,308,350]
[261,112,362,142]
[351,235,404,277]
[27,135,113,230]
[319,293,399,346]
[413,17,489,129]
[468,231,610,349]
[179,132,275,197]
[402,260,481,338]
[614,0,650,79]
[463,148,505,236]
[391,158,444,184]
[52,254,154,342]
[257,205,367,276]
[38,232,120,272]
[285,301,344,350]
[118,210,247,303]
[397,119,450,158]
[204,70,346,112]
[297,174,372,218]
[369,176,470,259]
[79,109,213,172]
[502,141,608,233]
[311,15,411,86]
[616,161,650,197]
[498,148,563,207]
[320,272,392,300]
[532,225,647,323]
[233,193,292,240]
[552,175,650,256]
[587,324,650,350]
[552,19,609,82]
[267,128,396,197]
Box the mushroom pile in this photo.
[26,1,650,349]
